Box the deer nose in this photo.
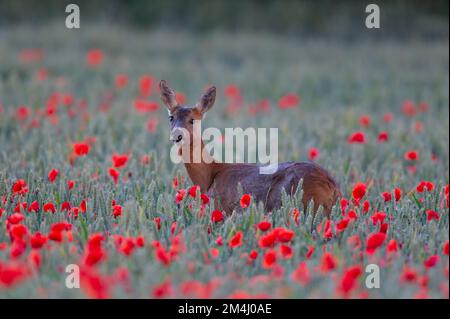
[170,128,184,143]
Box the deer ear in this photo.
[196,86,216,114]
[159,80,178,113]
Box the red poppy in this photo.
[262,249,277,268]
[0,262,28,288]
[175,189,186,204]
[15,105,30,121]
[359,115,371,127]
[352,182,367,204]
[249,250,258,260]
[27,201,39,213]
[320,252,337,272]
[365,232,386,255]
[12,179,28,195]
[347,131,366,144]
[155,246,171,266]
[424,255,439,269]
[377,131,389,143]
[402,100,416,117]
[382,192,392,202]
[257,221,271,232]
[443,241,449,255]
[276,228,295,242]
[30,232,47,249]
[109,167,120,184]
[280,244,293,259]
[115,74,129,89]
[139,75,154,98]
[416,181,434,193]
[371,211,386,225]
[394,188,402,201]
[292,262,310,285]
[43,202,56,213]
[224,84,241,99]
[200,194,210,205]
[188,185,199,198]
[401,266,417,282]
[47,168,59,182]
[240,194,251,208]
[112,154,129,168]
[404,150,419,161]
[73,142,90,156]
[338,265,363,296]
[67,180,75,190]
[426,210,439,221]
[8,213,25,225]
[383,112,394,123]
[211,210,224,223]
[386,239,398,254]
[278,93,300,109]
[112,205,122,218]
[86,49,104,67]
[306,245,315,259]
[229,231,243,248]
[308,147,319,161]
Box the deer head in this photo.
[159,80,216,146]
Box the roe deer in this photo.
[160,80,341,216]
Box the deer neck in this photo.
[181,140,220,193]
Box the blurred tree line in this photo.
[0,0,448,39]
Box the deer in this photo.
[159,80,341,216]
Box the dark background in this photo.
[0,0,448,39]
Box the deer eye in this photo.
[169,116,174,122]
[189,119,194,124]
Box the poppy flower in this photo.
[257,221,271,232]
[402,100,416,117]
[229,231,243,249]
[154,217,161,230]
[278,93,300,109]
[175,189,186,204]
[386,239,398,254]
[200,194,210,205]
[359,115,371,127]
[377,131,389,143]
[394,188,402,201]
[262,249,277,268]
[308,147,319,161]
[47,168,59,182]
[320,252,337,272]
[347,131,366,144]
[108,167,120,184]
[259,231,277,248]
[0,262,28,288]
[139,75,154,98]
[115,74,129,89]
[30,232,47,249]
[352,182,367,204]
[404,150,419,161]
[338,266,363,296]
[112,154,129,168]
[73,142,90,156]
[155,246,171,266]
[43,202,56,213]
[112,205,122,218]
[276,228,295,242]
[27,201,39,213]
[240,194,251,208]
[249,250,258,260]
[371,211,386,225]
[211,210,224,223]
[443,241,449,255]
[12,179,28,195]
[424,255,439,269]
[15,105,30,121]
[86,49,104,67]
[280,244,293,259]
[416,181,434,193]
[306,245,315,259]
[383,112,394,123]
[382,192,392,202]
[426,210,439,221]
[8,213,25,225]
[363,200,370,213]
[67,180,75,190]
[365,232,386,255]
[292,262,310,285]
[401,266,417,282]
[188,185,199,198]
[224,84,241,99]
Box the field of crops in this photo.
[0,24,449,298]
